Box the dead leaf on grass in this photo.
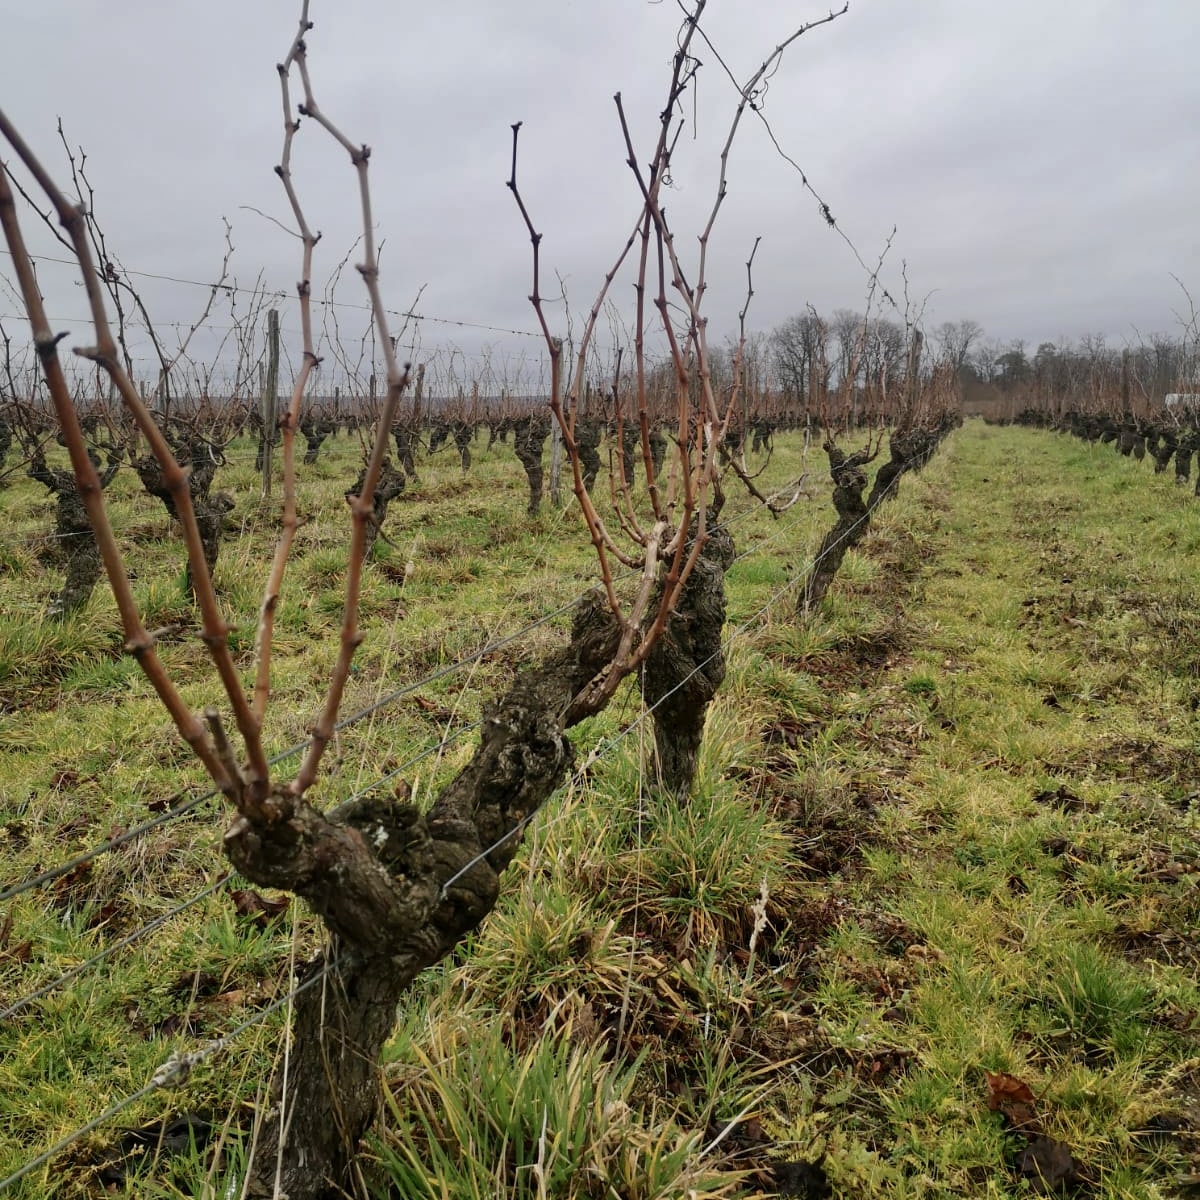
[229,889,290,927]
[767,1158,832,1198]
[1016,1135,1090,1193]
[985,1070,1041,1133]
[146,791,189,814]
[0,911,32,964]
[1031,785,1090,813]
[412,694,453,721]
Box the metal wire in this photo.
[0,455,919,1192]
[0,247,544,340]
[0,955,342,1194]
[437,466,903,897]
[0,874,231,1022]
[0,597,586,904]
[0,487,811,1041]
[0,452,838,903]
[0,719,485,1019]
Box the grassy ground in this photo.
[0,422,1197,1197]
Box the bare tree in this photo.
[971,336,1003,385]
[770,310,826,415]
[830,307,864,398]
[932,318,983,373]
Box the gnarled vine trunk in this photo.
[801,444,871,614]
[28,446,119,617]
[513,413,550,515]
[225,594,621,1199]
[346,458,406,558]
[576,417,602,493]
[393,363,424,479]
[451,420,474,471]
[648,425,667,478]
[300,416,333,465]
[134,433,231,599]
[393,421,419,479]
[638,521,735,799]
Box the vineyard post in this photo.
[261,307,279,498]
[549,407,563,506]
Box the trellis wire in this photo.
[0,722,479,1017]
[438,467,902,896]
[0,465,814,904]
[0,460,911,1191]
[0,955,343,1194]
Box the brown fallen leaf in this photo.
[85,900,122,931]
[985,1070,1041,1133]
[412,695,453,720]
[985,1070,1035,1108]
[229,889,290,927]
[146,791,188,813]
[0,938,32,964]
[51,860,92,892]
[1017,1135,1088,1193]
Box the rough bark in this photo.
[865,437,912,512]
[618,424,637,488]
[639,522,735,799]
[1176,438,1195,485]
[346,458,406,558]
[396,363,424,479]
[300,416,333,465]
[196,492,234,579]
[513,413,550,516]
[28,446,119,617]
[576,417,602,493]
[487,416,513,451]
[224,593,622,1199]
[451,420,474,472]
[392,421,419,479]
[1148,432,1176,475]
[134,428,229,598]
[801,444,871,614]
[750,418,774,454]
[648,426,667,479]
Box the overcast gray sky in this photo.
[2,1,1198,390]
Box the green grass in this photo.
[1,422,1199,1197]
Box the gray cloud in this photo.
[2,0,1197,387]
